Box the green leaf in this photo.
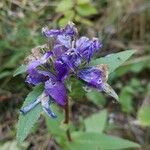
[17,85,43,143]
[4,51,25,68]
[75,15,93,26]
[59,17,71,27]
[68,132,140,150]
[84,110,107,133]
[119,86,134,113]
[137,84,150,126]
[90,50,136,73]
[0,140,28,150]
[138,106,150,126]
[13,64,27,77]
[69,78,85,99]
[45,104,67,146]
[56,0,73,12]
[86,90,106,106]
[0,71,11,79]
[77,0,90,5]
[111,55,150,79]
[45,104,65,137]
[58,10,75,27]
[76,3,97,16]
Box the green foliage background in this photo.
[0,0,150,149]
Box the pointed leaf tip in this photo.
[102,83,119,101]
[13,64,27,77]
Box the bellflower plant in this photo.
[15,22,139,149]
[20,22,118,118]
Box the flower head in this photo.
[21,22,118,118]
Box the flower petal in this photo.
[45,79,67,106]
[40,51,53,63]
[42,21,77,38]
[63,21,77,36]
[60,48,81,71]
[76,37,102,62]
[52,44,68,58]
[40,93,57,118]
[57,35,72,48]
[42,27,61,37]
[25,70,53,85]
[20,96,41,114]
[54,59,69,81]
[77,67,104,89]
[26,51,53,85]
[77,65,118,100]
[27,51,53,72]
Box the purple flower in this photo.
[77,65,118,100]
[26,51,67,105]
[27,51,52,71]
[54,59,69,81]
[26,70,51,85]
[26,51,53,85]
[22,50,67,118]
[76,37,102,62]
[77,67,104,89]
[60,48,81,71]
[52,44,68,58]
[20,92,57,118]
[42,22,76,50]
[52,36,102,80]
[21,22,118,119]
[45,78,67,106]
[42,22,77,38]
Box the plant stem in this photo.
[66,129,72,142]
[64,98,72,142]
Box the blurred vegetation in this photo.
[0,0,150,149]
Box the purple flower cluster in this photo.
[21,22,118,118]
